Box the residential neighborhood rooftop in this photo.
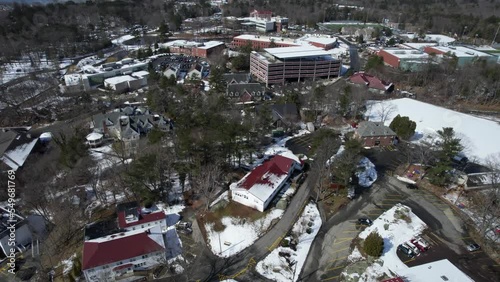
[232,155,297,202]
[82,225,165,270]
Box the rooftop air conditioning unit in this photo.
[465,51,475,55]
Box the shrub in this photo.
[363,232,384,257]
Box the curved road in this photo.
[161,174,316,282]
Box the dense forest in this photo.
[0,0,499,60]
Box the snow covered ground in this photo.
[205,209,285,257]
[256,203,322,282]
[111,34,135,45]
[238,129,311,170]
[342,204,427,281]
[442,191,499,242]
[365,98,500,163]
[1,56,55,84]
[89,145,131,171]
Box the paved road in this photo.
[337,37,360,72]
[159,174,316,282]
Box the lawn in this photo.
[203,201,269,232]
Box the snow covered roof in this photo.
[381,48,430,59]
[232,155,297,201]
[423,34,456,44]
[86,132,103,141]
[82,225,165,270]
[131,70,149,78]
[117,209,166,229]
[197,41,225,49]
[397,259,474,282]
[425,45,493,58]
[1,138,38,171]
[104,75,136,85]
[264,46,332,59]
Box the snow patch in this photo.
[256,203,322,282]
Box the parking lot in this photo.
[311,175,500,282]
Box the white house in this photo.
[230,155,302,212]
[117,208,167,232]
[82,225,166,282]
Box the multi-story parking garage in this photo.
[250,46,341,86]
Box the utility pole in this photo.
[492,23,500,45]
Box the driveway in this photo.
[158,175,315,282]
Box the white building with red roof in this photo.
[82,225,166,282]
[117,207,167,232]
[230,155,302,212]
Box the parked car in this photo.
[410,238,428,252]
[398,243,415,258]
[358,218,373,226]
[405,241,420,256]
[176,221,192,230]
[466,243,480,252]
[413,236,430,250]
[347,187,356,200]
[406,184,418,189]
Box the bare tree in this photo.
[377,101,397,123]
[312,137,341,202]
[192,160,224,211]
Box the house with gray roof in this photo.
[223,73,251,84]
[354,121,397,147]
[90,106,171,154]
[227,83,266,102]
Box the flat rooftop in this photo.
[105,75,136,84]
[427,45,493,58]
[264,46,335,59]
[234,34,298,45]
[382,48,430,59]
[197,41,225,49]
[402,42,437,50]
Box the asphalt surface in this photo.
[160,174,316,282]
[299,156,498,282]
[337,37,360,72]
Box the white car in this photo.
[406,241,420,256]
[414,236,430,249]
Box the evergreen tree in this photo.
[389,114,416,140]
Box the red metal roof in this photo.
[239,155,296,190]
[349,72,393,91]
[83,231,164,270]
[381,278,404,282]
[117,209,166,229]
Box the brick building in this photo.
[354,121,397,147]
[161,40,225,58]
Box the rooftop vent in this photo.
[440,276,449,281]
